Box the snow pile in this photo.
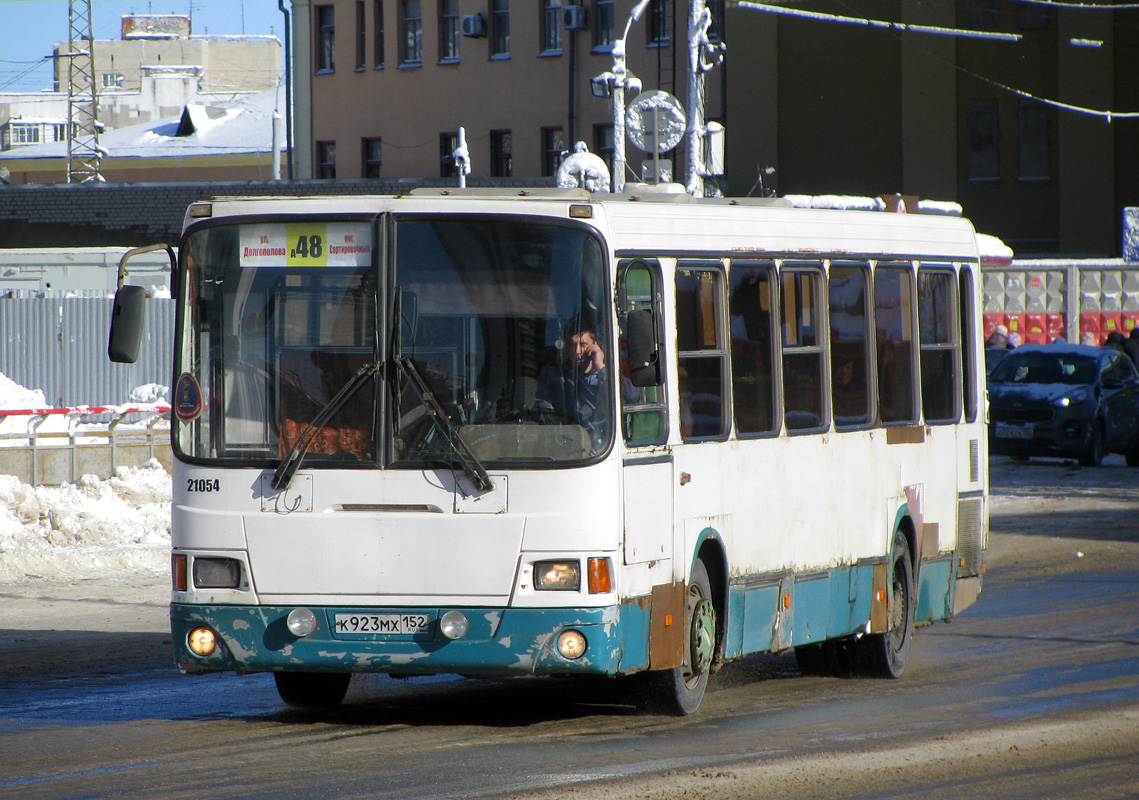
[128,383,170,404]
[0,459,172,584]
[0,373,46,409]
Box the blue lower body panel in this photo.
[172,602,647,677]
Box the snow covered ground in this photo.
[0,373,171,585]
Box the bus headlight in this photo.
[439,610,470,640]
[192,557,242,589]
[534,561,581,591]
[287,608,318,637]
[188,626,217,656]
[557,629,587,659]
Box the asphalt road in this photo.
[1,457,1137,800]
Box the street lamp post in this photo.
[593,0,650,193]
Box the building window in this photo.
[316,5,336,72]
[402,0,423,64]
[317,140,337,178]
[492,0,510,57]
[491,130,513,177]
[363,137,383,178]
[648,0,672,46]
[1018,101,1049,182]
[101,73,125,88]
[10,124,41,145]
[439,0,460,62]
[967,98,1000,182]
[593,0,614,49]
[542,0,562,53]
[440,131,460,177]
[374,0,385,67]
[594,124,614,179]
[356,1,367,69]
[542,127,566,176]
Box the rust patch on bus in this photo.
[649,581,685,670]
[870,562,890,633]
[922,522,940,558]
[886,425,926,445]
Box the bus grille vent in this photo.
[969,439,980,483]
[956,495,984,577]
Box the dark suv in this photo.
[988,344,1139,466]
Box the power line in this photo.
[740,0,1139,121]
[735,1,1024,41]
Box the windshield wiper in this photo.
[272,361,381,491]
[396,355,493,493]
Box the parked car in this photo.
[988,344,1139,466]
[985,348,1010,375]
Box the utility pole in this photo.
[66,0,104,183]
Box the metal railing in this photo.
[0,405,172,486]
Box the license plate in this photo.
[333,613,432,635]
[995,424,1033,440]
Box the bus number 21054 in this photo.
[187,478,221,493]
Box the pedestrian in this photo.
[1006,332,1022,348]
[986,324,1009,349]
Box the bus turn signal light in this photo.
[587,557,612,593]
[172,554,187,591]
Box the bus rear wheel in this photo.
[274,672,351,708]
[857,532,914,679]
[647,559,716,716]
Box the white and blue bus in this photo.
[110,187,988,714]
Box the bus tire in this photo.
[647,559,716,715]
[858,532,914,679]
[274,672,351,708]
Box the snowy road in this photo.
[1,458,1138,799]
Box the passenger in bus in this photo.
[832,357,869,424]
[536,325,611,448]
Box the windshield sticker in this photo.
[175,373,203,421]
[239,223,372,268]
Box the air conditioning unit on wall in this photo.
[461,14,486,37]
[563,5,588,30]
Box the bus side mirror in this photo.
[108,284,147,363]
[627,308,661,387]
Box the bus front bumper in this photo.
[171,602,648,677]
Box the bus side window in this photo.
[959,265,979,423]
[729,261,778,435]
[874,264,919,425]
[618,259,668,446]
[676,263,729,439]
[828,262,873,429]
[918,266,961,424]
[780,264,826,432]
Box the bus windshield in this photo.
[172,215,612,469]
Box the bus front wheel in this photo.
[858,533,915,679]
[647,559,716,716]
[274,672,351,708]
